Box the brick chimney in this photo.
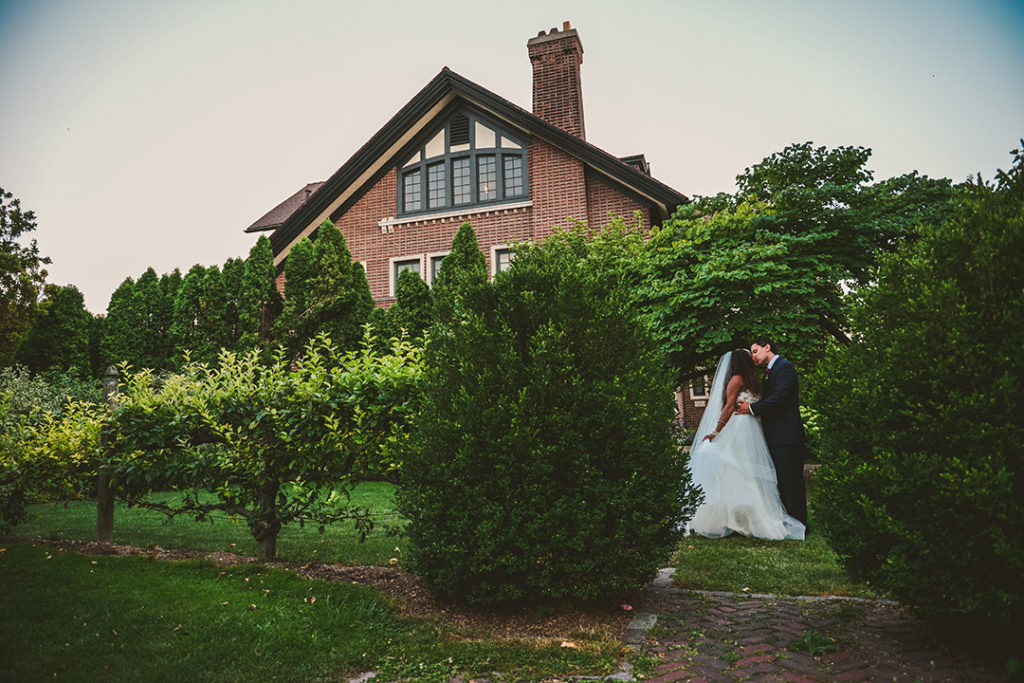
[528,21,585,140]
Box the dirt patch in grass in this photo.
[3,535,635,642]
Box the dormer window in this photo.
[399,112,528,216]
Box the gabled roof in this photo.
[246,181,325,233]
[268,68,688,260]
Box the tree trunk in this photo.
[252,481,282,562]
[96,365,118,543]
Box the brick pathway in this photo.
[635,575,1009,682]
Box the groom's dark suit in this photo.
[750,357,808,525]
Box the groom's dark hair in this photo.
[752,336,776,354]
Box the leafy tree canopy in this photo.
[638,142,958,379]
[0,188,50,366]
[15,284,92,375]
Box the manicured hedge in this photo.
[399,228,697,605]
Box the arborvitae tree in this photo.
[238,236,282,349]
[274,237,315,358]
[432,222,487,321]
[154,269,182,368]
[275,221,372,357]
[99,268,180,371]
[308,221,373,351]
[195,265,229,364]
[170,265,207,366]
[387,269,433,343]
[221,257,245,349]
[100,277,145,368]
[15,284,91,375]
[133,268,169,370]
[88,314,105,377]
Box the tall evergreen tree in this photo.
[133,268,168,370]
[274,221,372,356]
[222,257,245,348]
[308,221,373,351]
[274,237,315,358]
[196,265,229,364]
[432,222,487,321]
[15,284,91,374]
[100,277,144,368]
[170,265,207,366]
[387,269,433,343]
[238,236,282,349]
[154,269,182,368]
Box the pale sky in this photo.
[2,0,1022,314]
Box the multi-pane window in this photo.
[403,170,422,213]
[427,163,446,209]
[391,258,422,297]
[429,254,447,284]
[398,112,529,216]
[493,247,513,274]
[452,158,471,205]
[504,155,524,197]
[477,155,496,201]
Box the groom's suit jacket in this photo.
[750,357,805,446]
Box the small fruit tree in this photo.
[108,330,421,561]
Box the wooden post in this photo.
[96,365,118,543]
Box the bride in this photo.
[685,349,805,540]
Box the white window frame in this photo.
[491,244,514,278]
[689,374,710,408]
[389,255,425,298]
[426,251,450,287]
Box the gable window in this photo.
[427,163,446,208]
[403,170,422,213]
[398,111,529,217]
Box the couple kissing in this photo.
[685,337,807,541]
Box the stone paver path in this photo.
[637,578,1009,682]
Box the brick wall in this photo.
[527,25,585,139]
[276,137,651,306]
[585,174,650,228]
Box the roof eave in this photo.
[269,69,688,260]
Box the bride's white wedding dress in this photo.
[686,359,805,541]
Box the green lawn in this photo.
[9,481,403,566]
[0,543,625,682]
[671,507,880,599]
[3,482,877,680]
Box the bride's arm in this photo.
[704,375,743,441]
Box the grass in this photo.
[8,481,403,566]
[0,543,627,682]
[3,483,879,680]
[670,509,880,599]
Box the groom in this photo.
[736,337,808,526]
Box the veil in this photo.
[693,352,732,445]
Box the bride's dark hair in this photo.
[725,348,762,402]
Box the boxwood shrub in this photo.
[807,150,1023,650]
[397,228,696,605]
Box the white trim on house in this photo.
[377,200,533,233]
[425,251,450,287]
[490,244,514,278]
[389,255,426,298]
